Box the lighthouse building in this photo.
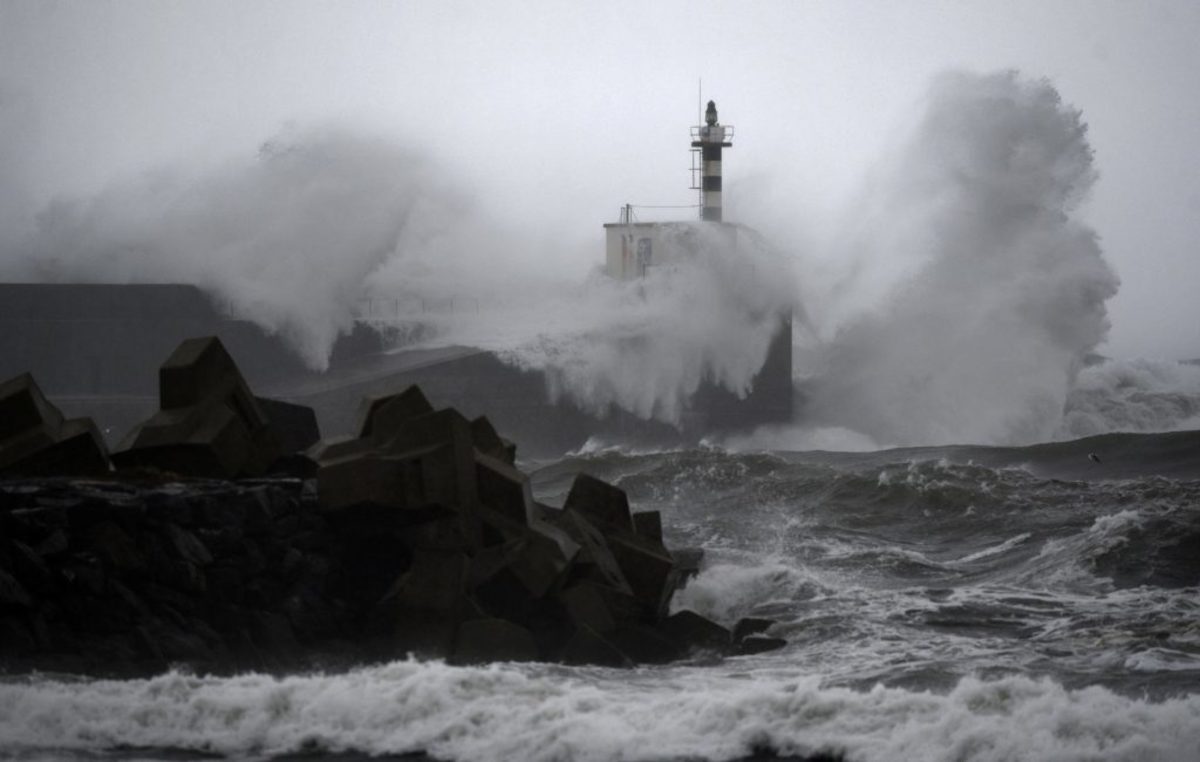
[601,100,794,429]
[604,100,747,280]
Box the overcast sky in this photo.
[2,0,1198,359]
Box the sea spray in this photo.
[805,70,1119,446]
[6,123,797,426]
[7,127,462,370]
[1060,357,1200,437]
[731,356,1200,450]
[14,71,1194,445]
[425,223,797,424]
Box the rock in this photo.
[250,611,299,651]
[403,513,473,552]
[632,511,664,545]
[5,504,69,549]
[110,579,148,617]
[86,521,145,573]
[671,547,705,588]
[144,492,196,527]
[0,373,63,460]
[0,568,33,608]
[560,626,631,667]
[316,450,432,513]
[158,337,246,410]
[475,453,534,525]
[558,581,642,635]
[393,615,459,659]
[0,373,110,477]
[151,618,216,662]
[162,524,213,566]
[113,337,280,478]
[62,560,106,597]
[470,518,580,627]
[736,635,788,656]
[264,452,319,479]
[0,375,785,673]
[64,495,130,533]
[733,617,776,643]
[564,474,634,534]
[0,617,37,654]
[659,609,731,653]
[35,529,69,558]
[331,525,415,612]
[383,408,484,549]
[8,540,55,595]
[453,618,539,663]
[555,508,633,595]
[470,416,517,465]
[6,419,111,478]
[378,550,469,618]
[386,409,479,486]
[607,533,675,618]
[357,385,433,440]
[469,563,533,625]
[307,435,372,465]
[255,397,320,454]
[608,623,681,664]
[507,521,580,599]
[477,503,525,545]
[373,549,474,658]
[468,538,523,588]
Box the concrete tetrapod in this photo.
[0,373,110,477]
[0,347,787,670]
[113,337,282,478]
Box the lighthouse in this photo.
[691,100,734,222]
[603,100,738,280]
[598,98,792,431]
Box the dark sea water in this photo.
[3,432,1199,761]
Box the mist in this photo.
[7,67,1196,447]
[3,127,461,369]
[433,226,796,423]
[1,120,796,426]
[799,71,1118,446]
[5,0,1200,447]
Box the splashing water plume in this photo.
[6,127,464,370]
[13,71,1193,444]
[804,71,1119,446]
[417,224,797,424]
[3,121,796,425]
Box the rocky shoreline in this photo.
[1,336,784,675]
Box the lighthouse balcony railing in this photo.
[689,124,734,142]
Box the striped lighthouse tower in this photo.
[691,100,734,222]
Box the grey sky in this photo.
[2,0,1198,359]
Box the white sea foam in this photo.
[2,664,1198,762]
[671,561,817,624]
[1016,509,1144,592]
[1059,358,1200,438]
[947,532,1032,567]
[720,424,886,453]
[433,227,796,425]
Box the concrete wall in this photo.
[603,221,742,280]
